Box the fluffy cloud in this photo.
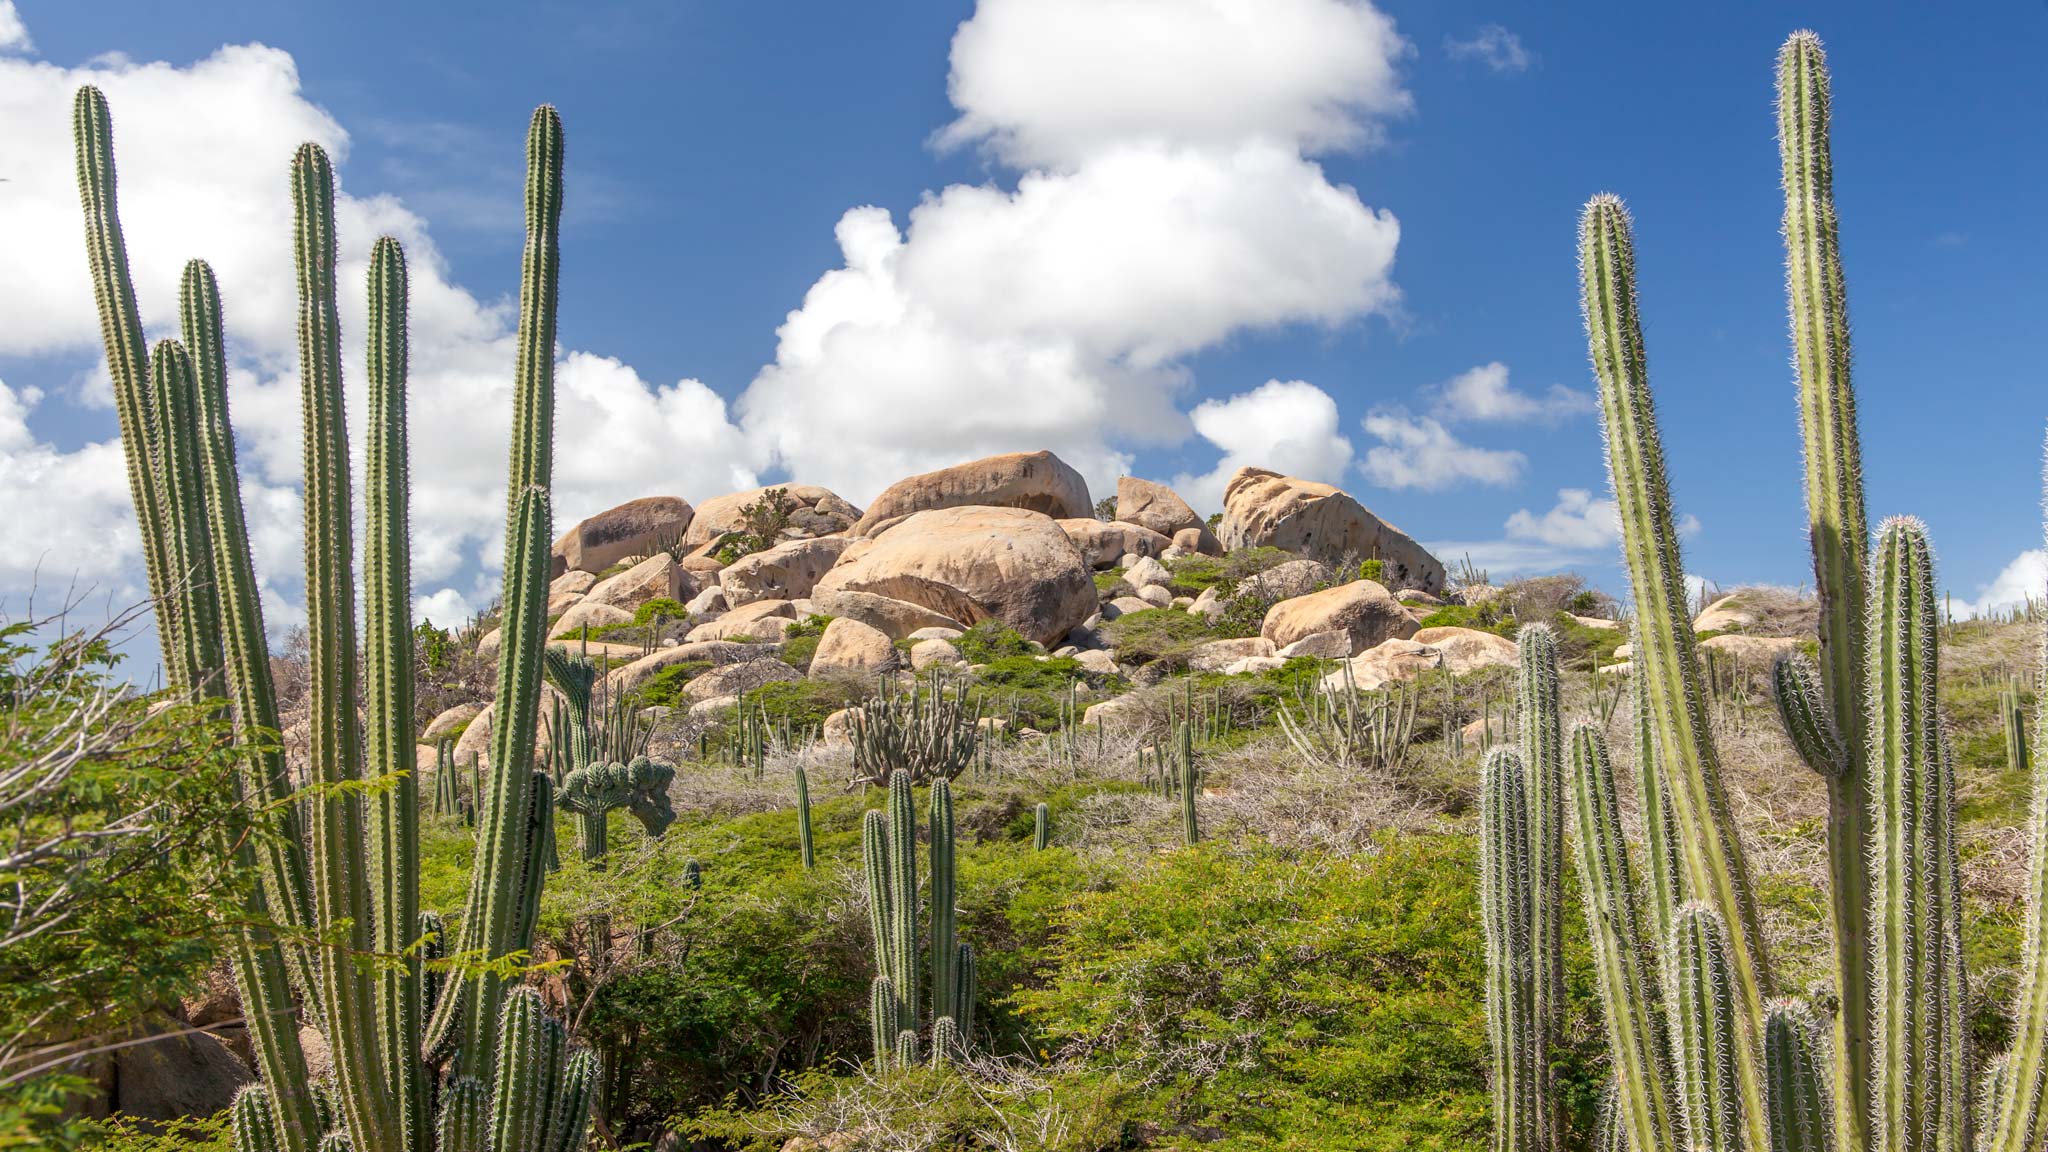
[1359,409,1524,490]
[0,4,30,54]
[1171,379,1354,514]
[1950,548,2047,619]
[1427,486,1701,578]
[0,41,756,635]
[748,0,1410,503]
[1446,25,1531,74]
[0,0,1416,652]
[1433,361,1590,423]
[936,0,1411,168]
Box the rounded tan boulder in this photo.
[719,536,858,606]
[685,659,801,703]
[605,641,760,697]
[1114,475,1205,538]
[1261,579,1417,656]
[548,599,633,640]
[686,599,799,642]
[552,496,693,575]
[1057,518,1170,569]
[809,617,900,678]
[852,450,1091,535]
[815,506,1096,647]
[811,589,969,640]
[684,484,862,547]
[421,701,485,743]
[1219,467,1445,593]
[585,552,695,612]
[1409,626,1518,674]
[1324,638,1441,691]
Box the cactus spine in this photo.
[1481,746,1539,1152]
[1518,625,1566,1150]
[1868,518,1968,1152]
[1582,193,1771,1145]
[1776,34,1874,1148]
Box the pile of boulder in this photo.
[460,447,1507,737]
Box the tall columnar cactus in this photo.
[1581,193,1771,1144]
[1868,518,1968,1152]
[1990,505,2048,1152]
[434,738,463,817]
[1667,903,1744,1152]
[76,87,589,1152]
[1481,746,1540,1152]
[864,774,920,1043]
[1774,33,1874,1148]
[1517,624,1566,1151]
[929,778,959,1030]
[795,764,816,870]
[1567,725,1677,1152]
[1034,802,1051,851]
[1763,1000,1832,1152]
[869,976,898,1068]
[1179,720,1200,846]
[2002,679,2031,777]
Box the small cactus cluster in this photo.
[864,771,976,1069]
[75,86,592,1152]
[1274,661,1417,773]
[849,671,983,787]
[1483,31,2048,1152]
[432,737,465,819]
[558,755,677,862]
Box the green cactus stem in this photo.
[1667,903,1743,1152]
[1582,193,1770,1145]
[1034,801,1050,851]
[1518,624,1566,1150]
[1763,999,1832,1152]
[795,763,816,870]
[1482,746,1539,1152]
[870,975,898,1067]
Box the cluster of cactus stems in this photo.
[1483,31,2048,1152]
[75,86,592,1152]
[1274,661,1417,773]
[431,738,465,819]
[863,772,976,1069]
[544,645,676,861]
[850,671,983,787]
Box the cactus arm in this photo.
[1868,517,1968,1152]
[436,1077,487,1152]
[1569,725,1679,1152]
[1481,746,1538,1152]
[1667,904,1744,1152]
[489,989,551,1152]
[71,86,177,671]
[1581,194,1770,1146]
[290,142,399,1152]
[507,106,563,511]
[1777,35,1875,1148]
[1764,999,1833,1152]
[1517,624,1567,1150]
[1990,498,2048,1152]
[147,340,221,692]
[358,236,429,1152]
[545,1048,598,1152]
[870,975,898,1067]
[930,778,957,1030]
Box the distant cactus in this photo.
[795,763,815,870]
[849,670,982,786]
[862,770,975,1067]
[1034,801,1051,850]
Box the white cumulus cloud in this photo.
[1446,25,1531,74]
[1433,361,1590,424]
[1171,379,1354,515]
[1950,548,2047,620]
[0,3,31,54]
[1359,409,1525,490]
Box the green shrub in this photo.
[634,660,711,708]
[1092,567,1126,596]
[1165,545,1290,595]
[1359,558,1386,584]
[1104,606,1226,666]
[972,654,1095,729]
[957,619,1036,663]
[778,614,834,670]
[1013,835,1605,1151]
[634,596,688,624]
[741,677,863,731]
[1416,602,1516,637]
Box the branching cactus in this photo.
[74,86,589,1152]
[559,762,633,861]
[861,770,975,1068]
[849,670,982,786]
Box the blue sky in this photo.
[2,0,2044,653]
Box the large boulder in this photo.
[548,599,633,640]
[585,553,695,612]
[1410,626,1518,674]
[852,450,1091,535]
[605,641,761,697]
[685,599,798,642]
[1187,636,1276,672]
[811,589,969,640]
[109,1014,252,1121]
[1056,518,1171,569]
[1325,637,1441,691]
[720,537,858,606]
[1261,579,1417,655]
[421,702,485,743]
[809,617,900,678]
[815,507,1095,647]
[684,658,801,703]
[1694,594,1759,633]
[1114,476,1205,538]
[1233,558,1334,604]
[552,496,693,575]
[550,569,597,596]
[1219,467,1444,593]
[683,484,862,547]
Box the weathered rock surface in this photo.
[586,552,694,612]
[605,641,761,696]
[684,484,861,547]
[1233,558,1334,604]
[1694,595,1758,633]
[1136,585,1174,608]
[1261,579,1416,655]
[108,1015,252,1120]
[1172,525,1222,556]
[550,569,598,596]
[553,496,692,575]
[1324,637,1440,691]
[685,659,801,703]
[1057,518,1171,569]
[1219,467,1444,593]
[686,599,798,642]
[852,451,1091,535]
[1410,626,1518,674]
[1697,633,1801,665]
[1114,475,1205,538]
[811,589,969,640]
[422,702,485,743]
[815,507,1095,646]
[910,638,963,671]
[1276,629,1352,660]
[720,537,857,606]
[1124,556,1172,589]
[548,599,634,640]
[1187,636,1276,672]
[809,617,900,678]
